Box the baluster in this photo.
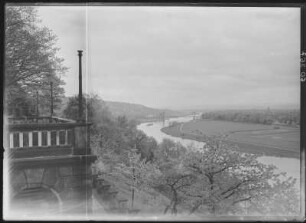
[47,131,51,146]
[29,132,33,147]
[56,131,60,146]
[38,131,42,146]
[65,130,68,145]
[10,133,13,148]
[19,132,23,148]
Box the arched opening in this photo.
[11,184,63,216]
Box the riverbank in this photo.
[134,115,184,125]
[161,123,300,159]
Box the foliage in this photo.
[130,135,300,216]
[114,150,161,190]
[147,139,192,214]
[63,94,159,171]
[133,131,157,163]
[180,136,299,216]
[62,94,112,124]
[5,6,66,116]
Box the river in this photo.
[137,115,300,186]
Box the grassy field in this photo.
[162,119,300,158]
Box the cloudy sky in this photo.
[37,5,300,110]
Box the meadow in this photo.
[162,119,300,158]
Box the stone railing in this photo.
[5,116,92,158]
[8,116,75,124]
[9,128,73,149]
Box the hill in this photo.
[57,96,186,121]
[105,101,186,120]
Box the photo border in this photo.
[1,0,305,221]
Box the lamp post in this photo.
[36,90,39,123]
[50,81,53,117]
[78,50,83,122]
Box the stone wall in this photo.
[10,163,94,216]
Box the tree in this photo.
[117,115,128,128]
[182,135,299,216]
[154,139,187,164]
[152,169,194,215]
[62,94,112,124]
[5,6,66,116]
[6,87,36,117]
[63,94,128,165]
[149,139,193,214]
[131,131,157,162]
[115,150,160,189]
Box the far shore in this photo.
[161,123,300,159]
[135,115,184,125]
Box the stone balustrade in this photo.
[5,116,93,158]
[9,129,73,149]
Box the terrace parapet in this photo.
[4,116,96,168]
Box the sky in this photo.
[36,5,300,110]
